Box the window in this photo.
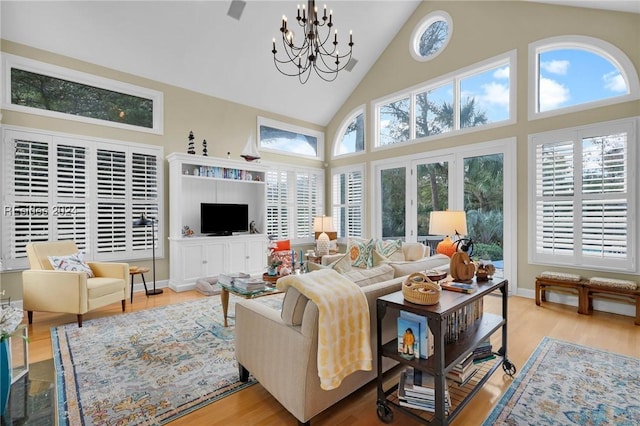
[373,50,515,148]
[266,164,323,243]
[0,127,163,271]
[529,36,640,120]
[332,166,364,239]
[333,106,365,157]
[410,11,452,62]
[2,54,164,134]
[529,118,637,273]
[258,117,324,160]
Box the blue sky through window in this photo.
[460,65,510,124]
[539,49,627,112]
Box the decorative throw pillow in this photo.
[348,237,373,269]
[328,253,352,274]
[48,252,95,278]
[273,239,291,251]
[374,239,404,261]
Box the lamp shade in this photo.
[313,216,335,233]
[428,211,467,236]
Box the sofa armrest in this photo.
[22,270,88,313]
[321,253,344,266]
[87,262,129,281]
[235,299,317,421]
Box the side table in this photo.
[129,267,150,303]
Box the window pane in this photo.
[11,68,153,128]
[416,162,448,237]
[381,167,406,238]
[537,141,574,197]
[459,65,509,128]
[464,154,504,262]
[337,113,364,155]
[538,49,627,112]
[416,83,453,138]
[259,125,317,156]
[378,98,410,146]
[417,20,449,58]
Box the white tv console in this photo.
[167,153,268,291]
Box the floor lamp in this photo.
[133,213,163,296]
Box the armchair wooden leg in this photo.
[298,421,310,426]
[121,299,126,312]
[77,314,83,327]
[27,311,33,324]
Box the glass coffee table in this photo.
[220,282,282,327]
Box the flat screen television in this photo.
[201,203,249,236]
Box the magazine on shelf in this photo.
[218,272,250,286]
[441,282,478,293]
[397,316,420,359]
[398,369,450,413]
[233,277,266,291]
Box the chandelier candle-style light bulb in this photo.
[272,0,354,84]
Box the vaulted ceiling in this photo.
[2,1,638,127]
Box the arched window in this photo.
[529,36,639,119]
[333,106,365,158]
[410,11,452,62]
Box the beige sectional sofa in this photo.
[235,242,449,425]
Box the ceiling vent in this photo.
[227,0,246,21]
[345,58,358,72]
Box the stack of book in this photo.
[446,352,479,384]
[233,277,266,292]
[398,367,450,414]
[472,339,495,363]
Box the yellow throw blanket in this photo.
[277,269,372,390]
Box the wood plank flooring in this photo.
[25,288,640,425]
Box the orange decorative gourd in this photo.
[450,252,475,282]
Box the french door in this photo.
[373,138,516,291]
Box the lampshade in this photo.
[429,211,468,257]
[428,211,467,236]
[313,216,335,233]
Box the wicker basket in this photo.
[402,272,441,305]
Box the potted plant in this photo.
[267,259,282,276]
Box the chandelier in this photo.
[271,0,354,84]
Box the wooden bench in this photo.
[535,272,586,313]
[582,277,640,326]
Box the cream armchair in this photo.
[23,241,129,327]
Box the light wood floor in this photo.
[25,288,640,426]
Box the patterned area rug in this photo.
[52,293,284,425]
[483,336,640,425]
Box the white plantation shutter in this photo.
[1,128,163,270]
[96,149,127,253]
[530,119,635,272]
[56,144,88,251]
[131,153,158,252]
[332,167,364,238]
[266,166,323,242]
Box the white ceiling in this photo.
[1,1,637,127]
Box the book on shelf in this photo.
[400,310,433,359]
[398,368,450,413]
[472,339,494,363]
[441,282,478,293]
[397,316,420,359]
[446,353,479,384]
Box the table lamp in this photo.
[313,216,335,256]
[428,210,468,257]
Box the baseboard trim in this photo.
[517,287,635,318]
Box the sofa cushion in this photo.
[86,277,125,298]
[348,237,373,269]
[48,252,95,278]
[402,243,428,261]
[281,286,309,326]
[328,253,352,273]
[341,264,394,287]
[387,254,450,278]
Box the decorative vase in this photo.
[267,267,277,276]
[0,338,11,417]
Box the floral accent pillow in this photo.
[348,238,373,269]
[48,252,95,278]
[374,239,404,261]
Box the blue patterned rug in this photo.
[483,336,640,425]
[52,293,284,425]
